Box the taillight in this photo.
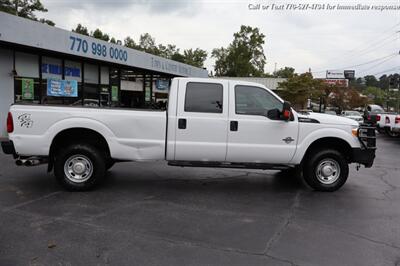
[7,112,13,133]
[385,117,390,124]
[376,115,381,122]
[396,116,400,124]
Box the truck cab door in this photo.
[226,83,299,164]
[174,79,229,161]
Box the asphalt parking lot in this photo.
[0,134,400,266]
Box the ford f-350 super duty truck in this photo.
[1,78,376,192]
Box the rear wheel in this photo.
[303,149,348,192]
[385,127,399,138]
[54,143,106,191]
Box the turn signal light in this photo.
[7,112,13,133]
[396,116,400,124]
[376,115,381,122]
[352,128,358,137]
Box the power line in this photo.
[357,55,397,75]
[372,66,400,76]
[312,53,398,74]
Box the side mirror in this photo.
[281,101,292,121]
[267,108,280,120]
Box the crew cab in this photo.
[1,78,376,192]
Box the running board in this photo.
[168,161,293,170]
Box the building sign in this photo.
[111,86,118,101]
[47,79,78,97]
[21,78,34,100]
[42,64,81,78]
[326,70,345,79]
[344,70,355,80]
[323,79,349,87]
[155,80,169,91]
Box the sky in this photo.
[40,0,400,78]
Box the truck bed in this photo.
[8,104,167,161]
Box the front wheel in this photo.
[303,149,349,192]
[54,143,106,191]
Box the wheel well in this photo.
[303,137,352,163]
[48,128,111,171]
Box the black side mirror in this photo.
[267,108,280,120]
[281,101,292,121]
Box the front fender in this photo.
[290,126,360,164]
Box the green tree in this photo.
[274,67,295,78]
[363,86,386,106]
[183,48,207,68]
[277,72,325,109]
[91,28,110,42]
[364,75,379,87]
[212,25,266,77]
[0,0,54,25]
[72,24,89,36]
[211,47,229,76]
[124,36,139,49]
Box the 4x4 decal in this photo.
[18,113,33,128]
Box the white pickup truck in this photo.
[1,78,376,192]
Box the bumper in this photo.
[354,125,376,168]
[1,140,17,158]
[352,148,375,168]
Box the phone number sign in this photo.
[69,35,128,62]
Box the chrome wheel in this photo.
[64,155,93,183]
[315,159,340,185]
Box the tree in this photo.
[363,86,386,106]
[364,75,379,87]
[212,25,266,77]
[277,72,325,109]
[124,36,139,49]
[183,48,207,68]
[72,24,89,36]
[274,67,295,78]
[211,47,229,76]
[0,0,54,26]
[91,28,110,42]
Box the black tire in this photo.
[303,149,349,192]
[54,143,106,191]
[385,127,399,138]
[376,127,384,134]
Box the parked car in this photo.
[363,104,384,125]
[324,110,337,116]
[341,111,364,125]
[1,78,376,192]
[382,113,400,137]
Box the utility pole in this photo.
[15,0,18,16]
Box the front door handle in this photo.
[230,121,238,131]
[178,118,187,129]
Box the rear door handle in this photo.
[178,118,187,129]
[230,121,238,131]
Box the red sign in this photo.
[322,79,349,87]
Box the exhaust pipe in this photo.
[24,159,44,166]
[15,157,47,167]
[15,159,26,166]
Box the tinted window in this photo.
[185,82,223,113]
[235,85,282,116]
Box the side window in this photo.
[235,85,282,116]
[184,82,223,113]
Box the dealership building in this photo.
[0,12,208,137]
